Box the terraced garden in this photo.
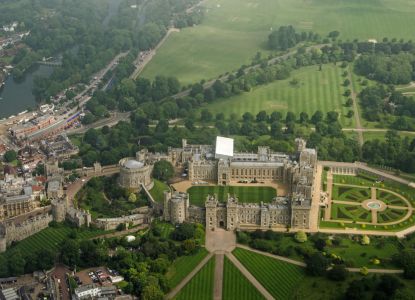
[187,185,276,206]
[174,256,215,300]
[167,248,209,289]
[222,256,265,300]
[232,248,304,299]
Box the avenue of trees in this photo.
[268,25,320,51]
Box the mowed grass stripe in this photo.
[201,64,349,125]
[167,248,209,289]
[174,256,215,300]
[233,248,305,299]
[222,256,265,300]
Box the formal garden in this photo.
[320,172,415,231]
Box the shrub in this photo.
[361,235,370,245]
[295,231,307,243]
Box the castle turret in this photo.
[205,195,218,230]
[51,198,67,222]
[226,195,238,230]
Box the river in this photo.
[0,0,123,119]
[0,65,54,119]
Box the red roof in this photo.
[35,176,47,183]
[32,185,44,192]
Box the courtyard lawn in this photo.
[142,0,415,85]
[331,203,372,223]
[200,64,354,127]
[233,247,304,299]
[149,180,170,203]
[222,256,265,300]
[153,221,175,239]
[174,256,215,300]
[332,185,371,202]
[167,248,209,289]
[187,185,276,206]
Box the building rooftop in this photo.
[215,136,234,159]
[124,159,144,169]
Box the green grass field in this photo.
[222,256,265,300]
[187,185,276,206]
[5,226,106,255]
[167,248,209,289]
[233,248,304,299]
[142,0,415,85]
[174,256,215,300]
[149,180,170,203]
[199,64,354,126]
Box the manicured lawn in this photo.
[143,0,415,85]
[199,64,354,127]
[153,222,175,239]
[5,225,106,255]
[167,248,209,289]
[222,256,265,300]
[174,255,215,300]
[233,248,304,299]
[149,179,170,203]
[332,185,371,202]
[187,185,276,206]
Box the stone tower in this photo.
[205,195,218,230]
[226,195,238,230]
[51,198,67,222]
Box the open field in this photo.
[142,0,415,84]
[187,185,276,206]
[222,256,265,300]
[233,247,304,299]
[199,64,354,126]
[5,226,106,255]
[174,256,215,300]
[167,248,209,289]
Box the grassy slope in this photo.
[142,0,415,85]
[5,226,105,255]
[199,64,354,127]
[174,255,215,300]
[167,248,209,289]
[233,247,304,299]
[149,179,170,203]
[222,256,265,300]
[188,185,276,206]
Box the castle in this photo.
[163,137,317,230]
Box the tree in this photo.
[299,112,309,123]
[141,284,164,300]
[256,110,268,122]
[152,160,174,182]
[8,251,26,276]
[311,111,324,124]
[294,231,307,243]
[361,235,370,245]
[326,111,339,123]
[60,239,80,269]
[327,264,348,281]
[305,252,329,276]
[128,193,137,203]
[347,110,354,118]
[400,250,415,279]
[183,239,197,254]
[171,223,195,241]
[0,255,9,277]
[345,98,353,107]
[200,109,213,122]
[4,150,17,162]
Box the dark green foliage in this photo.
[327,265,348,281]
[152,160,175,182]
[305,253,329,276]
[4,150,17,162]
[171,223,197,241]
[268,25,317,51]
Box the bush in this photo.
[361,235,370,245]
[295,231,307,243]
[327,265,348,281]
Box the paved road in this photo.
[165,252,214,299]
[226,252,274,300]
[214,253,224,300]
